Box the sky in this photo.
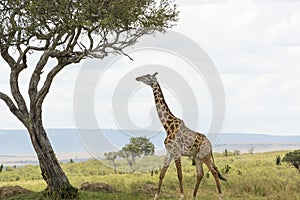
[1,0,300,136]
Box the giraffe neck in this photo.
[151,83,178,130]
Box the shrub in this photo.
[233,150,241,156]
[5,166,13,172]
[282,150,300,173]
[222,165,231,174]
[276,155,281,166]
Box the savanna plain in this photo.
[0,151,299,200]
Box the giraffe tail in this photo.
[214,166,227,181]
[211,153,227,182]
[192,157,195,166]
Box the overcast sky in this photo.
[1,0,300,136]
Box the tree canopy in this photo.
[0,0,178,58]
[123,136,155,158]
[107,136,155,167]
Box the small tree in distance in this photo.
[129,136,155,156]
[0,0,178,198]
[118,148,133,167]
[104,152,118,173]
[119,136,155,167]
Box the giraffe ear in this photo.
[153,72,158,77]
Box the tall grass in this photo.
[0,151,299,199]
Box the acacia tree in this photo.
[0,0,178,198]
[129,136,155,156]
[104,151,118,173]
[120,136,155,166]
[119,148,134,167]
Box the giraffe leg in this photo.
[174,158,184,200]
[193,157,204,200]
[155,153,173,200]
[204,156,223,200]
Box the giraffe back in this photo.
[164,121,212,158]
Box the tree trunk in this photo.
[27,116,77,198]
[112,161,117,174]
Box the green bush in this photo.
[282,150,300,173]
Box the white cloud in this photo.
[172,0,300,134]
[1,0,300,135]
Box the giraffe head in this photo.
[136,72,158,86]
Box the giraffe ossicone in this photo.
[136,72,226,200]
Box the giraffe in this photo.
[136,72,226,200]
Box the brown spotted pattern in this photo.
[136,73,224,200]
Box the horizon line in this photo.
[0,128,299,137]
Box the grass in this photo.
[0,151,299,199]
[5,191,152,200]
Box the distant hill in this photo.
[0,129,299,155]
[0,129,85,154]
[214,133,300,153]
[217,133,300,144]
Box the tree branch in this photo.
[35,51,86,109]
[0,47,16,69]
[1,47,29,115]
[28,51,50,103]
[88,28,151,60]
[0,92,28,126]
[66,27,82,51]
[10,69,29,114]
[34,61,68,113]
[28,31,67,104]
